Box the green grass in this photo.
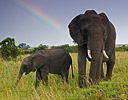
[0,52,128,100]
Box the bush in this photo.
[18,43,30,49]
[33,44,48,53]
[116,46,128,51]
[20,50,33,55]
[51,44,78,53]
[0,37,20,60]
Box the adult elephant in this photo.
[68,10,116,88]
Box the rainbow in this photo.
[14,0,66,33]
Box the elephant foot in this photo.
[79,84,87,88]
[66,79,69,83]
[78,80,87,88]
[89,77,96,85]
[35,83,40,89]
[89,78,93,85]
[89,77,100,85]
[42,81,48,86]
[100,77,106,82]
[101,74,105,79]
[35,80,41,89]
[105,76,111,81]
[106,74,112,80]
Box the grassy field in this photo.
[0,52,128,100]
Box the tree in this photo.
[18,43,30,49]
[0,37,19,60]
[60,44,69,49]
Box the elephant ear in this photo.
[68,14,84,46]
[31,54,46,72]
[99,13,109,41]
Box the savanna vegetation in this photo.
[0,37,19,60]
[0,37,128,99]
[19,44,128,55]
[116,45,128,51]
[0,52,128,100]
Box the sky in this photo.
[0,0,128,47]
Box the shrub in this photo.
[33,44,48,53]
[0,37,20,60]
[51,44,78,53]
[116,46,128,51]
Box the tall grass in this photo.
[0,52,128,100]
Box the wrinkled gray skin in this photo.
[68,10,116,88]
[15,48,74,88]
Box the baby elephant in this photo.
[15,48,74,88]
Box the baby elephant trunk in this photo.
[15,69,24,85]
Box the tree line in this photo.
[0,37,78,60]
[115,45,128,51]
[0,37,128,60]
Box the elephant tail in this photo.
[71,62,74,78]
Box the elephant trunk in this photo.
[89,49,103,84]
[87,34,109,60]
[15,67,24,85]
[87,36,103,84]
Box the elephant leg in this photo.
[60,73,64,80]
[78,46,87,88]
[64,71,69,83]
[40,69,49,85]
[106,59,115,80]
[101,63,105,79]
[44,74,48,85]
[106,52,115,80]
[61,73,64,83]
[35,70,42,88]
[61,71,69,83]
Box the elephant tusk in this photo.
[88,49,92,59]
[103,50,109,59]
